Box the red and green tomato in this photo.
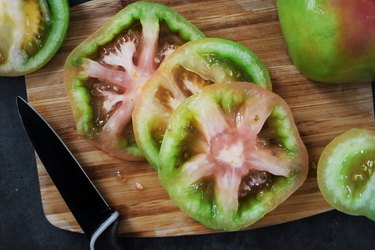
[277,0,375,83]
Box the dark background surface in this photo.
[1,0,375,249]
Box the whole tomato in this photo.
[277,0,375,83]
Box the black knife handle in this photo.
[90,212,124,250]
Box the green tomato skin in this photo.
[65,1,205,68]
[277,0,375,83]
[317,128,375,221]
[0,0,69,76]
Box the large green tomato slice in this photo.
[0,0,69,76]
[159,83,308,231]
[318,128,375,220]
[64,2,205,160]
[133,38,272,168]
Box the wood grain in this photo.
[25,0,375,237]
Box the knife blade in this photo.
[16,96,123,250]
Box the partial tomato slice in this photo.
[133,38,272,167]
[317,128,375,220]
[159,83,308,231]
[64,2,205,160]
[0,0,69,76]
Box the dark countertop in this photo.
[1,1,375,249]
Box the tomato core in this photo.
[210,130,250,174]
[158,83,309,230]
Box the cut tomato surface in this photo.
[64,2,205,160]
[133,38,272,167]
[158,83,308,230]
[0,0,69,76]
[318,128,375,220]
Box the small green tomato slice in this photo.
[0,0,69,76]
[318,128,375,220]
[159,83,308,231]
[64,2,205,160]
[133,38,272,168]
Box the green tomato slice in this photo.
[159,83,308,231]
[318,128,375,220]
[0,0,69,76]
[64,2,205,160]
[133,38,272,168]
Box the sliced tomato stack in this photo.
[133,38,272,167]
[65,1,308,231]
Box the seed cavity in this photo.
[150,120,168,149]
[239,171,273,198]
[341,150,375,198]
[155,86,175,111]
[173,67,214,97]
[155,43,176,65]
[22,0,51,57]
[96,28,142,69]
[0,53,5,65]
[188,178,215,202]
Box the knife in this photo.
[16,96,123,250]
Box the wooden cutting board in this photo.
[25,0,375,237]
